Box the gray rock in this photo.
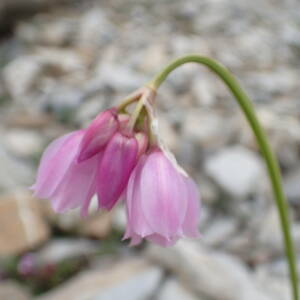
[183,109,228,147]
[37,258,162,300]
[261,257,300,278]
[92,62,146,91]
[256,209,300,255]
[255,267,291,300]
[3,129,44,157]
[77,9,117,47]
[205,146,264,198]
[157,278,199,300]
[146,240,271,300]
[284,168,300,205]
[202,217,238,248]
[36,239,99,266]
[3,55,42,101]
[42,85,84,114]
[0,144,34,191]
[16,16,77,46]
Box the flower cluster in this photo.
[32,87,201,246]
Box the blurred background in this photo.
[0,0,300,299]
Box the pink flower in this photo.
[32,129,100,216]
[123,148,201,247]
[32,108,119,215]
[32,87,201,247]
[18,253,36,276]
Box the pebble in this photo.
[146,240,272,300]
[37,258,162,300]
[0,193,49,256]
[205,146,264,198]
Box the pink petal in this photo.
[97,132,138,210]
[125,155,154,237]
[140,150,188,238]
[32,130,83,199]
[182,177,201,238]
[51,153,100,213]
[77,108,118,162]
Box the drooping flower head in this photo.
[124,148,201,246]
[32,86,201,246]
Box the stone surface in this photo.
[284,168,300,205]
[0,280,31,300]
[202,217,238,248]
[146,240,271,300]
[37,258,162,300]
[0,193,49,256]
[183,109,228,147]
[256,208,300,255]
[3,55,42,101]
[205,146,264,198]
[255,268,291,300]
[0,144,34,191]
[3,129,44,157]
[35,239,99,266]
[157,278,199,300]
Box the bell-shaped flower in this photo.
[31,130,100,216]
[32,86,202,247]
[124,148,201,247]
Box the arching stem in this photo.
[148,54,299,300]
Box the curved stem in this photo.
[148,55,299,300]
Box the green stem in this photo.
[148,54,299,300]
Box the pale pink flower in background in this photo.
[18,253,36,276]
[123,148,201,247]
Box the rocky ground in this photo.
[0,0,300,299]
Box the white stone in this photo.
[146,240,272,300]
[255,268,291,300]
[37,258,162,300]
[36,239,99,265]
[257,208,300,255]
[4,130,44,157]
[205,146,263,197]
[3,56,41,100]
[0,144,34,191]
[183,109,227,147]
[93,62,145,91]
[203,217,238,247]
[157,279,199,300]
